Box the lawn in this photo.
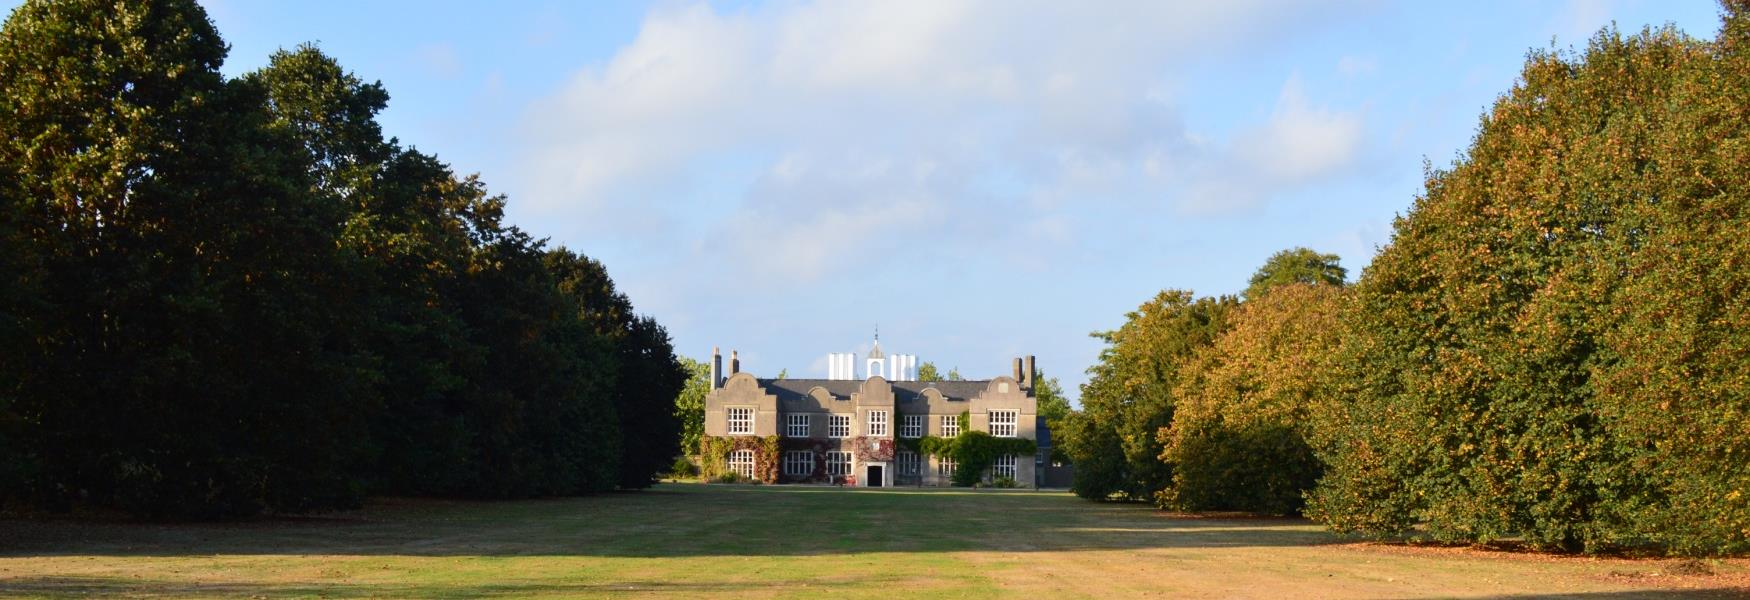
[1,484,1745,599]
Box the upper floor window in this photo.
[785,414,810,438]
[868,410,888,436]
[900,414,924,438]
[829,414,851,438]
[940,414,960,437]
[989,410,1017,437]
[727,407,754,435]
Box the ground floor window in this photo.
[783,450,813,476]
[728,449,756,479]
[937,457,956,479]
[897,450,921,476]
[826,451,852,476]
[992,454,1017,480]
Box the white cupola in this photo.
[865,332,886,379]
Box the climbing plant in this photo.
[777,438,839,483]
[697,435,781,483]
[915,411,1036,486]
[850,436,896,463]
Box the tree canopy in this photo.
[0,0,685,517]
[1063,290,1237,500]
[673,357,712,456]
[1307,9,1750,554]
[1158,283,1347,515]
[917,362,942,382]
[1243,247,1346,300]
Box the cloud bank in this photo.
[513,0,1374,381]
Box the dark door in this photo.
[866,465,884,487]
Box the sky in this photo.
[6,0,1725,401]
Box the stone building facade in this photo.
[702,340,1041,488]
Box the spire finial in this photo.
[875,324,879,342]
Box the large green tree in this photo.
[1032,371,1072,464]
[1159,283,1347,515]
[0,4,687,514]
[1032,371,1070,424]
[1,0,372,515]
[673,357,712,456]
[1242,247,1346,300]
[1309,10,1750,554]
[549,248,687,489]
[1068,290,1237,500]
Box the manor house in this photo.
[702,338,1049,488]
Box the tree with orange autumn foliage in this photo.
[1159,282,1348,515]
[1308,6,1750,555]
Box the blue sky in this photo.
[8,0,1725,400]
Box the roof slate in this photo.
[756,378,997,403]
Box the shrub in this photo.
[669,456,699,478]
[916,416,1036,487]
[984,476,1019,489]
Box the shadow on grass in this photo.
[0,575,887,598]
[0,484,1334,559]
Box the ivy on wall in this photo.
[698,435,781,483]
[915,411,1036,486]
[704,410,1034,487]
[777,438,845,484]
[850,436,895,463]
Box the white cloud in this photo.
[1174,76,1366,214]
[516,0,1372,315]
[1243,76,1365,181]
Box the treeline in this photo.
[0,0,686,517]
[1061,5,1750,556]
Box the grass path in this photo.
[1,484,1745,598]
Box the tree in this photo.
[0,9,689,514]
[1308,13,1749,554]
[0,103,31,505]
[1033,371,1071,424]
[673,357,712,456]
[917,361,942,382]
[1243,247,1345,300]
[1070,290,1237,500]
[1057,410,1128,500]
[1032,371,1072,463]
[946,366,964,381]
[549,248,686,489]
[1,0,374,516]
[1159,283,1347,515]
[776,368,788,380]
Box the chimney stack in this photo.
[1022,355,1036,390]
[730,350,741,376]
[711,347,723,389]
[1012,357,1024,382]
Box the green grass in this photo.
[1,484,1744,598]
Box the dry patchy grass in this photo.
[1,484,1745,599]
